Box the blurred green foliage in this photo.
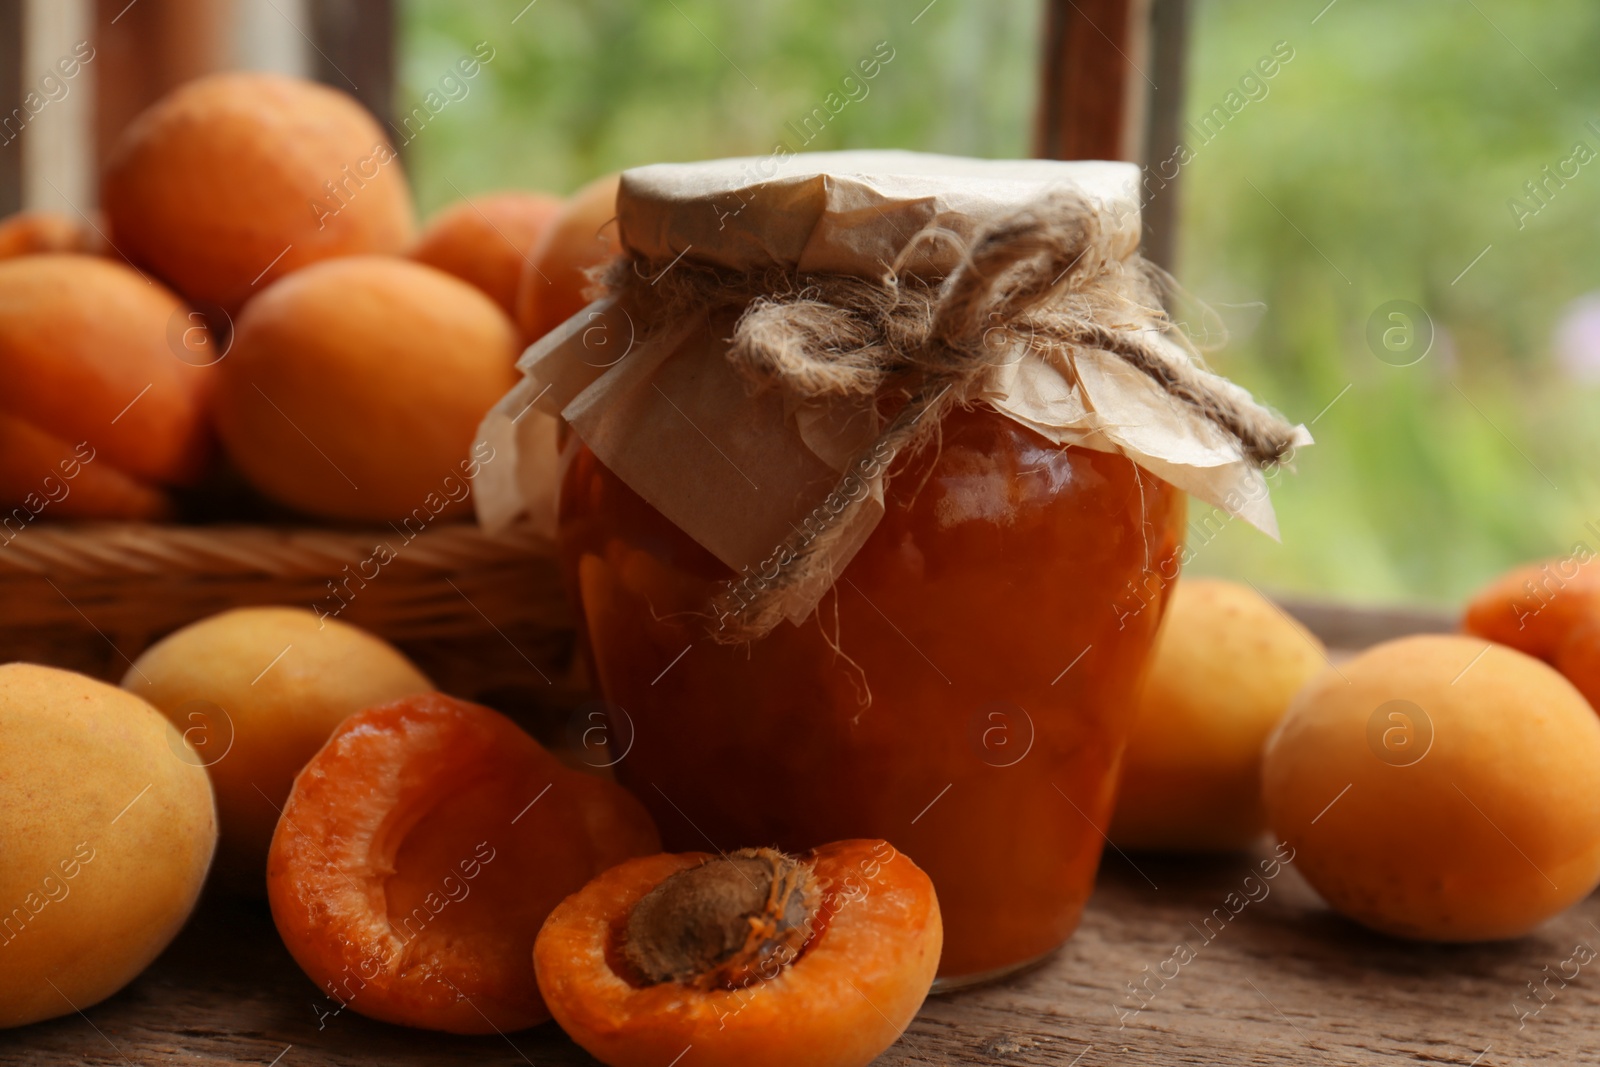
[401,0,1600,608]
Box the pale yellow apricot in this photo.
[0,664,216,1028]
[1263,635,1600,941]
[1110,579,1325,851]
[122,607,431,893]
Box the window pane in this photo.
[398,0,1039,211]
[1178,0,1600,604]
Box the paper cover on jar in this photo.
[477,150,1310,631]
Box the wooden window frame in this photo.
[2,0,1185,265]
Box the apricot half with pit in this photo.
[267,693,660,1033]
[1263,634,1600,941]
[1111,578,1326,851]
[0,664,216,1029]
[535,839,941,1067]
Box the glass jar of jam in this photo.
[559,404,1186,984]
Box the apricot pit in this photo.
[624,848,821,990]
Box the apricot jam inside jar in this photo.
[482,151,1304,986]
[560,407,1185,983]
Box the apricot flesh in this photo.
[1263,634,1600,941]
[535,839,941,1067]
[122,607,432,893]
[268,693,660,1034]
[0,664,216,1028]
[1111,579,1326,852]
[514,174,621,342]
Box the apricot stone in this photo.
[1263,634,1600,941]
[0,664,216,1028]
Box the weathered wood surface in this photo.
[8,847,1597,1066]
[12,602,1591,1067]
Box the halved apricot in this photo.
[535,839,941,1067]
[267,693,660,1034]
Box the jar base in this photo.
[929,943,1061,995]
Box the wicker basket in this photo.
[0,522,580,738]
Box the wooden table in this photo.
[14,600,1589,1066]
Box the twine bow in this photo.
[598,189,1299,641]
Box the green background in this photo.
[400,0,1600,610]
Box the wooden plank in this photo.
[1138,0,1189,270]
[1033,0,1148,163]
[92,0,227,173]
[1281,595,1456,650]
[0,0,23,214]
[308,0,394,138]
[6,843,1594,1065]
[1033,0,1190,271]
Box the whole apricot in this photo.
[269,693,661,1033]
[0,664,216,1029]
[1263,635,1600,941]
[1464,555,1600,710]
[513,174,621,342]
[0,413,170,523]
[410,192,562,321]
[102,72,414,313]
[1111,579,1326,851]
[1462,554,1600,662]
[536,840,941,1067]
[0,211,95,259]
[122,607,432,893]
[214,256,518,521]
[0,255,213,520]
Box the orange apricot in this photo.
[214,256,518,521]
[102,72,414,313]
[410,192,562,321]
[1464,556,1600,710]
[1553,619,1600,711]
[0,413,170,522]
[0,210,95,259]
[0,255,212,520]
[1462,555,1600,661]
[268,693,659,1034]
[514,174,621,342]
[535,839,941,1067]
